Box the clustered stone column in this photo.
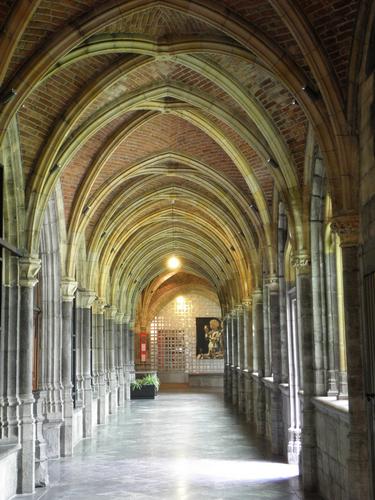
[267,275,283,455]
[292,252,316,489]
[231,310,238,406]
[253,288,265,436]
[236,304,245,414]
[18,256,41,494]
[60,278,77,457]
[332,215,369,500]
[105,306,118,414]
[116,313,126,406]
[224,314,233,400]
[93,298,107,424]
[243,299,253,422]
[77,290,96,437]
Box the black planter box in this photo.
[130,384,156,399]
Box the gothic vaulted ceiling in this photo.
[0,0,363,319]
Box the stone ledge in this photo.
[0,442,20,461]
[313,396,349,421]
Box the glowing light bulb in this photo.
[167,255,181,270]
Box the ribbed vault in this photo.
[0,0,362,323]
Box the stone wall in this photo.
[0,446,18,500]
[313,398,349,500]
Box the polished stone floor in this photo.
[21,387,316,499]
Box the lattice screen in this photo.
[150,293,223,374]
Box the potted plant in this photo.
[130,373,160,399]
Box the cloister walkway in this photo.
[21,387,312,499]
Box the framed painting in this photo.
[196,317,224,359]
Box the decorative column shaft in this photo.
[237,305,245,414]
[77,290,96,437]
[116,313,125,407]
[253,289,265,436]
[18,257,41,494]
[243,299,253,423]
[231,310,238,406]
[105,306,118,414]
[292,252,316,490]
[93,298,106,423]
[60,278,77,457]
[332,215,369,500]
[267,275,283,455]
[224,315,232,401]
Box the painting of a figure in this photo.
[196,317,224,359]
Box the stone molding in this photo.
[76,289,97,309]
[330,214,359,247]
[115,312,124,324]
[291,252,311,272]
[242,298,252,309]
[92,297,106,314]
[19,256,41,287]
[252,288,263,302]
[61,278,78,302]
[265,274,279,291]
[105,305,117,319]
[123,314,131,323]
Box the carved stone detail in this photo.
[76,289,97,309]
[252,288,263,301]
[92,297,106,315]
[265,274,279,290]
[61,278,78,302]
[242,298,252,309]
[116,312,124,324]
[291,252,311,272]
[105,305,118,319]
[19,256,41,287]
[331,214,359,247]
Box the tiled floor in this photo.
[20,387,318,499]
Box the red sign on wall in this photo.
[140,332,147,362]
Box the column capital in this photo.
[76,289,97,309]
[19,256,41,287]
[242,298,252,309]
[92,297,106,314]
[291,251,311,273]
[251,288,263,301]
[61,277,78,302]
[265,274,279,291]
[116,312,125,324]
[123,314,131,324]
[105,305,117,319]
[330,214,359,247]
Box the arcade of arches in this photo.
[0,1,374,499]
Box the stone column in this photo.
[105,306,118,414]
[243,299,253,422]
[267,275,283,455]
[224,314,232,401]
[278,204,289,384]
[332,215,369,500]
[77,290,96,437]
[263,284,271,378]
[292,252,316,490]
[325,246,340,396]
[253,289,265,436]
[60,278,77,457]
[2,257,21,441]
[231,310,238,406]
[237,305,245,413]
[93,298,106,423]
[18,256,41,494]
[116,313,125,407]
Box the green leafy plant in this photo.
[131,373,160,392]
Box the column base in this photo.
[18,399,36,495]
